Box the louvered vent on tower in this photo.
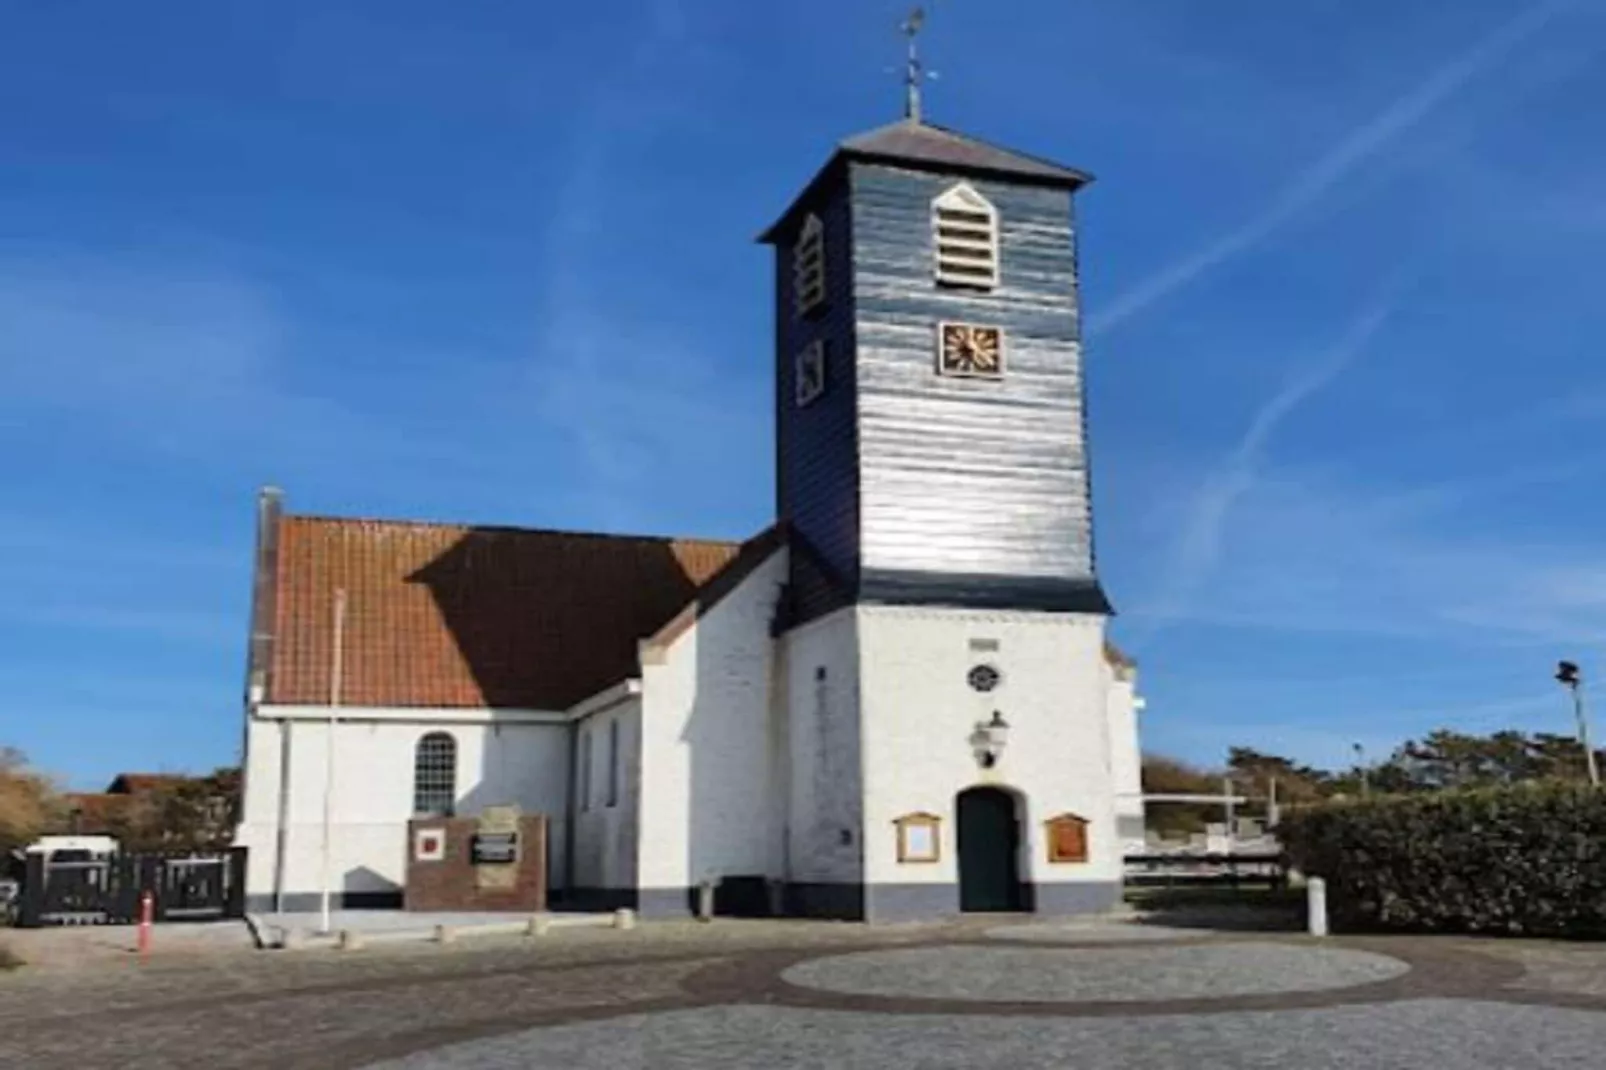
[794,213,826,316]
[932,184,999,290]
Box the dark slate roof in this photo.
[762,118,1091,242]
[840,119,1092,187]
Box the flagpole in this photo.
[320,589,347,935]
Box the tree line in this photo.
[0,747,240,857]
[1143,729,1606,835]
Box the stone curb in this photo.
[250,912,617,952]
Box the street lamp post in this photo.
[1555,661,1601,788]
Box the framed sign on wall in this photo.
[894,812,942,863]
[1044,813,1090,864]
[414,827,447,862]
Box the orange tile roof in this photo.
[63,793,134,833]
[106,773,188,795]
[267,516,750,710]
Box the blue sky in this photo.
[3,1,1605,789]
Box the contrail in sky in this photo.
[1138,279,1406,636]
[1089,1,1568,335]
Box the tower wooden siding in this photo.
[848,162,1103,610]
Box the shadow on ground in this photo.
[1126,887,1304,933]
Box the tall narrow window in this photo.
[413,732,457,816]
[579,729,592,812]
[794,213,826,316]
[933,184,999,290]
[607,719,620,808]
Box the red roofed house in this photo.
[235,107,1145,920]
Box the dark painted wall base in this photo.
[245,891,403,914]
[246,880,1121,922]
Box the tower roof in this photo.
[841,119,1092,187]
[761,118,1092,242]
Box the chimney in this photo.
[245,486,285,707]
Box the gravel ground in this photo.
[360,1000,1606,1070]
[780,942,1411,1003]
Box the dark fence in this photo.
[1123,852,1287,889]
[14,847,247,928]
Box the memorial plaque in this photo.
[471,832,519,865]
[475,804,522,889]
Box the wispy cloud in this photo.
[1141,285,1403,633]
[522,2,765,534]
[1090,0,1568,334]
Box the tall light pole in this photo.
[1555,661,1601,787]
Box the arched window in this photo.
[413,732,457,816]
[933,183,999,290]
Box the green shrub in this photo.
[1281,780,1606,937]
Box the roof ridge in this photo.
[281,512,743,549]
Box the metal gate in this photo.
[16,847,247,927]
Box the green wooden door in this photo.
[957,788,1022,912]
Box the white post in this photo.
[1267,776,1280,829]
[1223,776,1236,846]
[1571,684,1601,787]
[1307,877,1329,937]
[319,589,347,936]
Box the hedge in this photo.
[1280,781,1606,937]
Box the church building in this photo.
[234,105,1145,921]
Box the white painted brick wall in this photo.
[779,607,862,885]
[636,549,788,891]
[857,607,1121,887]
[236,713,570,901]
[572,699,640,890]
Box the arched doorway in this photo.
[957,787,1023,912]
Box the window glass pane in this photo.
[413,732,456,816]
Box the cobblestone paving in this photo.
[780,943,1411,1003]
[1478,943,1606,998]
[362,1001,1606,1070]
[984,920,1222,943]
[2,920,1604,1069]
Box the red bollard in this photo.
[137,890,154,961]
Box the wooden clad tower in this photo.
[762,117,1109,624]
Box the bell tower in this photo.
[761,86,1108,624]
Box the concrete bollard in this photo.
[1307,877,1329,937]
[526,914,551,937]
[434,924,457,945]
[337,930,364,952]
[696,879,718,923]
[612,908,637,931]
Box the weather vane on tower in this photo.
[901,6,937,123]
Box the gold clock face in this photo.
[939,323,1003,377]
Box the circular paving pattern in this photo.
[780,943,1411,1003]
[361,1001,1606,1069]
[985,921,1211,943]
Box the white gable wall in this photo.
[635,548,788,913]
[856,607,1120,920]
[778,606,863,890]
[570,697,641,893]
[1105,666,1145,845]
[236,710,570,910]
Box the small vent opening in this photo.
[794,213,826,316]
[933,184,999,291]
